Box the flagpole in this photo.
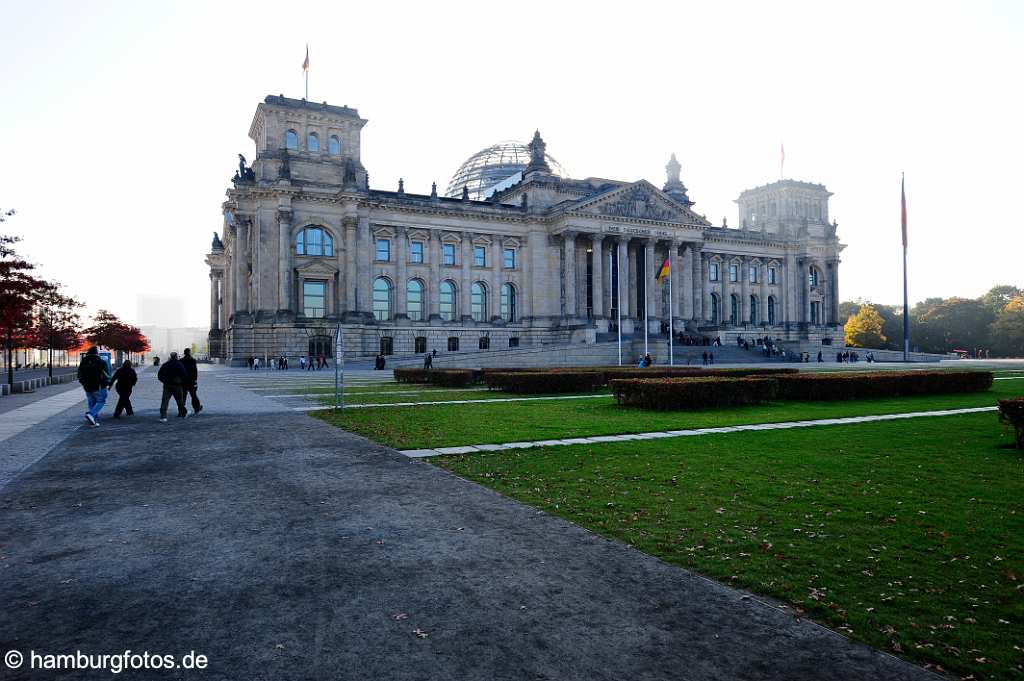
[643,250,649,359]
[668,261,674,366]
[902,172,909,363]
[614,249,622,366]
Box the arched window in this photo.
[500,283,516,322]
[767,296,776,325]
[307,132,319,152]
[407,279,424,321]
[730,294,739,325]
[372,278,392,321]
[750,295,758,324]
[809,266,820,287]
[285,130,298,150]
[296,227,333,257]
[710,294,720,324]
[328,136,341,155]
[440,280,456,319]
[471,282,487,322]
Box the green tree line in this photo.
[842,285,1024,356]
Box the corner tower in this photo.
[244,95,368,189]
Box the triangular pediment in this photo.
[571,181,707,225]
[296,259,339,277]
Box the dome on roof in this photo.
[446,140,566,201]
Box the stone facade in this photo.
[207,95,845,364]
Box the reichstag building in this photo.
[206,95,844,363]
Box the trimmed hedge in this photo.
[483,366,798,393]
[394,368,433,384]
[429,369,479,388]
[485,371,606,394]
[611,377,780,410]
[774,370,993,401]
[997,397,1024,449]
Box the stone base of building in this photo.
[212,316,845,365]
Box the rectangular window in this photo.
[729,264,739,282]
[414,337,426,354]
[768,267,777,285]
[375,238,391,262]
[379,336,394,356]
[508,337,520,348]
[303,281,326,318]
[709,263,719,282]
[410,241,424,263]
[503,248,516,269]
[478,337,490,350]
[749,266,758,283]
[473,246,486,267]
[443,243,456,265]
[447,336,459,352]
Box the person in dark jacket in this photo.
[77,347,112,427]
[110,359,138,418]
[157,351,188,422]
[180,348,203,415]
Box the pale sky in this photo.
[2,0,1022,327]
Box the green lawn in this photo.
[315,380,1024,449]
[435,413,1024,679]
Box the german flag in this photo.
[655,257,670,282]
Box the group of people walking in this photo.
[77,346,202,426]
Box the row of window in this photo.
[285,130,342,155]
[301,278,518,323]
[708,294,778,326]
[378,336,520,355]
[294,227,518,268]
[377,239,516,268]
[709,263,779,284]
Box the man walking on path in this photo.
[180,348,203,415]
[157,351,188,423]
[110,359,138,418]
[77,346,111,427]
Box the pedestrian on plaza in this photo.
[423,353,433,369]
[817,351,823,363]
[153,356,160,367]
[77,346,111,427]
[110,359,138,418]
[702,351,708,366]
[157,351,188,423]
[708,352,714,365]
[180,348,203,415]
[431,348,437,358]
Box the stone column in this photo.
[691,245,703,322]
[759,262,768,326]
[209,272,219,329]
[829,260,840,325]
[784,253,797,325]
[491,237,502,320]
[669,240,682,322]
[460,233,472,321]
[277,209,291,312]
[428,230,441,318]
[357,213,371,313]
[234,219,248,313]
[562,231,577,320]
[628,241,640,319]
[395,226,408,319]
[680,244,693,319]
[617,237,630,321]
[591,234,604,319]
[343,216,358,314]
[802,260,811,324]
[740,256,750,326]
[719,257,727,325]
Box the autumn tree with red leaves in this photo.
[0,231,54,389]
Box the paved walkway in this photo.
[0,366,937,680]
[400,405,1000,457]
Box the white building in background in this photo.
[206,95,844,365]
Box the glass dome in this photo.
[446,140,566,201]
